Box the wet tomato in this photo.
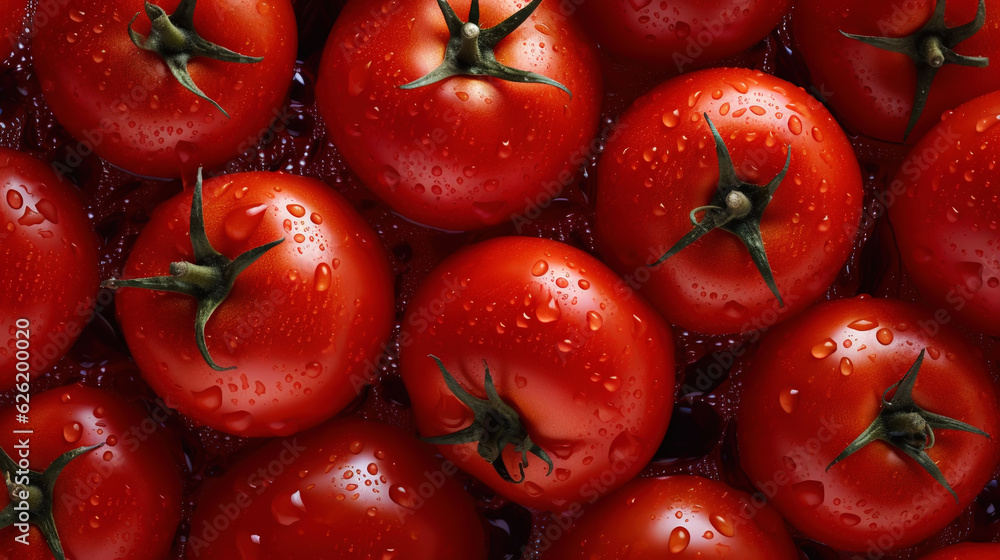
[596,67,862,335]
[399,237,675,511]
[109,171,394,437]
[186,417,487,559]
[317,0,602,231]
[1,148,99,391]
[737,296,1000,552]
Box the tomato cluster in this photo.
[2,0,1000,559]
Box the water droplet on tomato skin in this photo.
[792,480,825,508]
[389,485,420,509]
[875,328,894,345]
[840,357,854,376]
[63,422,83,443]
[710,514,735,537]
[668,527,690,553]
[778,388,799,414]
[811,339,837,358]
[531,259,548,276]
[224,203,269,242]
[192,386,223,411]
[313,263,332,292]
[223,411,254,433]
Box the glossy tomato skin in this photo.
[32,0,297,178]
[316,0,603,231]
[115,172,394,437]
[596,68,862,335]
[918,542,1000,560]
[577,0,792,68]
[399,237,675,511]
[793,0,1000,143]
[1,148,99,390]
[890,90,1000,336]
[737,296,1000,551]
[0,384,183,560]
[543,475,799,560]
[0,0,25,64]
[185,417,487,560]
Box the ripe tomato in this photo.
[399,237,675,511]
[737,296,1000,552]
[110,171,394,437]
[889,89,1000,336]
[577,0,792,68]
[596,67,862,335]
[792,0,1000,142]
[316,0,603,231]
[543,475,799,559]
[185,417,487,559]
[1,0,25,65]
[918,542,1000,559]
[1,148,99,391]
[0,384,183,560]
[32,0,297,178]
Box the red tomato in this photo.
[0,384,183,560]
[577,0,792,68]
[737,296,1000,552]
[399,237,675,511]
[185,417,487,559]
[890,90,1000,336]
[111,171,394,437]
[1,148,99,391]
[32,0,297,178]
[543,475,799,559]
[1,0,25,64]
[596,67,862,335]
[793,0,1000,142]
[918,542,1000,560]
[316,0,603,231]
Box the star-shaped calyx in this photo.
[841,0,989,141]
[128,0,264,117]
[826,349,991,501]
[0,443,104,560]
[651,113,791,307]
[422,355,553,483]
[102,169,284,371]
[400,0,571,96]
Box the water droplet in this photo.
[286,204,306,218]
[663,110,680,128]
[223,411,254,432]
[389,486,420,509]
[792,480,825,508]
[722,300,747,319]
[608,430,642,466]
[841,513,861,526]
[270,489,306,526]
[536,294,561,323]
[6,190,23,210]
[956,261,985,293]
[710,514,735,537]
[847,318,878,331]
[514,375,527,388]
[586,311,603,331]
[192,386,223,411]
[811,339,837,358]
[976,114,1000,132]
[531,260,548,276]
[314,263,332,292]
[840,357,853,376]
[788,115,803,135]
[304,362,323,378]
[349,440,365,454]
[63,422,83,443]
[875,328,894,345]
[224,203,269,242]
[779,388,799,414]
[524,482,544,497]
[668,527,690,553]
